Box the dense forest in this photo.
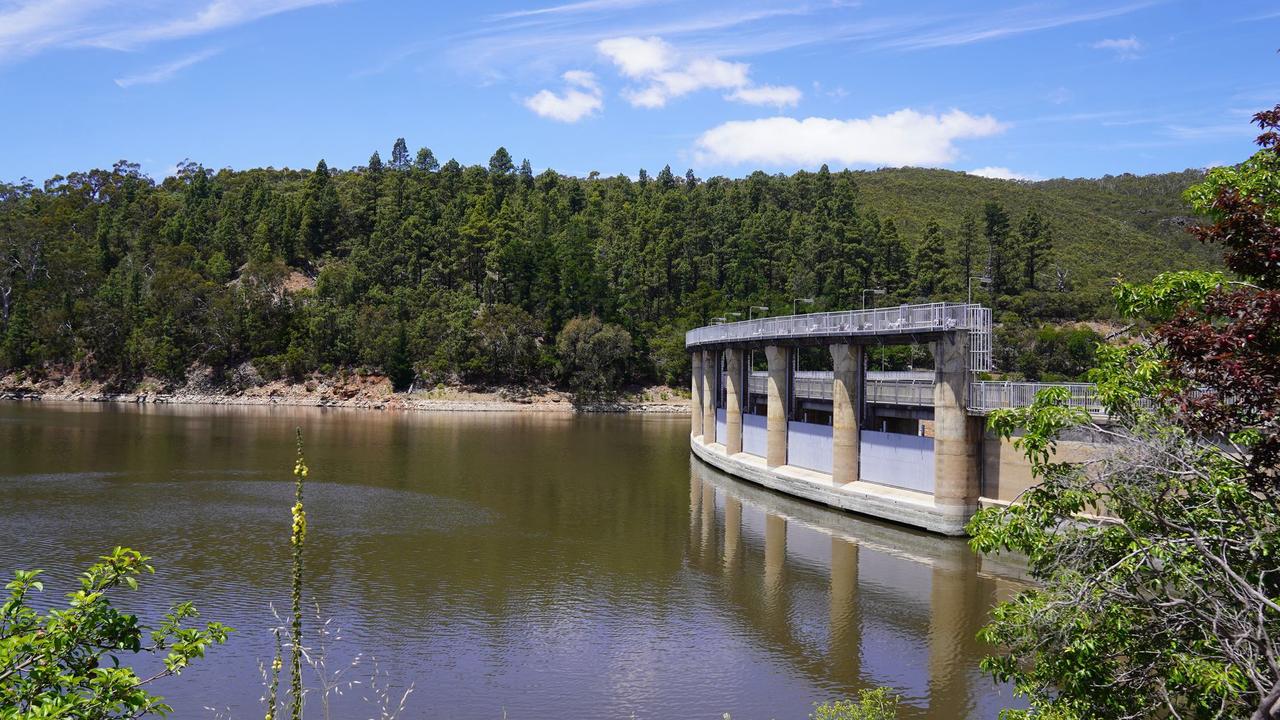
[0,142,1217,393]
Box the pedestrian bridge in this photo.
[687,302,1105,535]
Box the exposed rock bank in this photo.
[0,366,689,415]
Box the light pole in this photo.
[968,276,991,305]
[792,297,814,315]
[748,305,768,320]
[728,311,743,321]
[711,316,727,325]
[861,288,886,311]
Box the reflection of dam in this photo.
[688,457,1028,718]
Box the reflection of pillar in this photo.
[689,468,702,550]
[765,345,789,467]
[828,537,861,681]
[933,334,981,508]
[724,496,742,569]
[701,482,716,555]
[927,554,983,717]
[724,348,744,454]
[702,350,718,445]
[764,513,787,607]
[691,351,704,439]
[830,343,863,485]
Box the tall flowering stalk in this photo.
[265,628,282,720]
[289,429,308,720]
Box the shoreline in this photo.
[0,385,690,415]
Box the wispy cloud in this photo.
[489,0,672,21]
[0,0,338,63]
[1091,35,1143,59]
[114,48,220,88]
[524,70,604,122]
[877,2,1157,51]
[694,109,1006,168]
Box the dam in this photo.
[687,302,1104,535]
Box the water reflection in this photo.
[0,402,1027,719]
[687,458,1028,718]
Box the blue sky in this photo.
[1,0,1278,182]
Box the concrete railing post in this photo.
[764,345,789,468]
[724,348,744,454]
[932,333,981,511]
[830,343,863,485]
[702,349,718,445]
[690,351,704,439]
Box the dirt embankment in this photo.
[0,364,690,415]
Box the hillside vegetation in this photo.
[0,147,1219,392]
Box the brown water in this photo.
[0,402,1026,719]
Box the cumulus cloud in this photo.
[968,166,1041,181]
[114,48,220,88]
[524,70,604,122]
[1092,35,1142,59]
[694,109,1006,168]
[596,35,800,109]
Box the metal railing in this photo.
[738,371,1118,415]
[968,381,1104,415]
[746,371,934,407]
[688,303,975,346]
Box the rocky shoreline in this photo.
[0,370,690,415]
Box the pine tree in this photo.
[913,219,949,299]
[298,160,340,258]
[876,218,911,297]
[414,147,438,172]
[657,164,676,190]
[1017,209,1052,290]
[488,147,515,175]
[983,200,1014,295]
[958,211,978,285]
[390,138,409,170]
[519,159,534,189]
[367,151,383,177]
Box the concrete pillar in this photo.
[724,496,742,569]
[830,343,863,485]
[764,345,789,468]
[724,348,744,455]
[702,350,718,445]
[829,538,861,679]
[932,333,982,509]
[690,351,704,439]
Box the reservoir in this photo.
[0,402,1025,719]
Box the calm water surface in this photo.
[0,402,1026,719]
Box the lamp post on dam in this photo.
[687,301,994,536]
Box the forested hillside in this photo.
[0,144,1217,392]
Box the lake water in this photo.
[0,402,1026,719]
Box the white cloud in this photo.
[596,36,674,77]
[694,109,1006,168]
[114,48,220,88]
[1091,35,1143,59]
[597,35,799,109]
[726,84,801,108]
[968,166,1040,181]
[0,0,336,62]
[524,70,604,122]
